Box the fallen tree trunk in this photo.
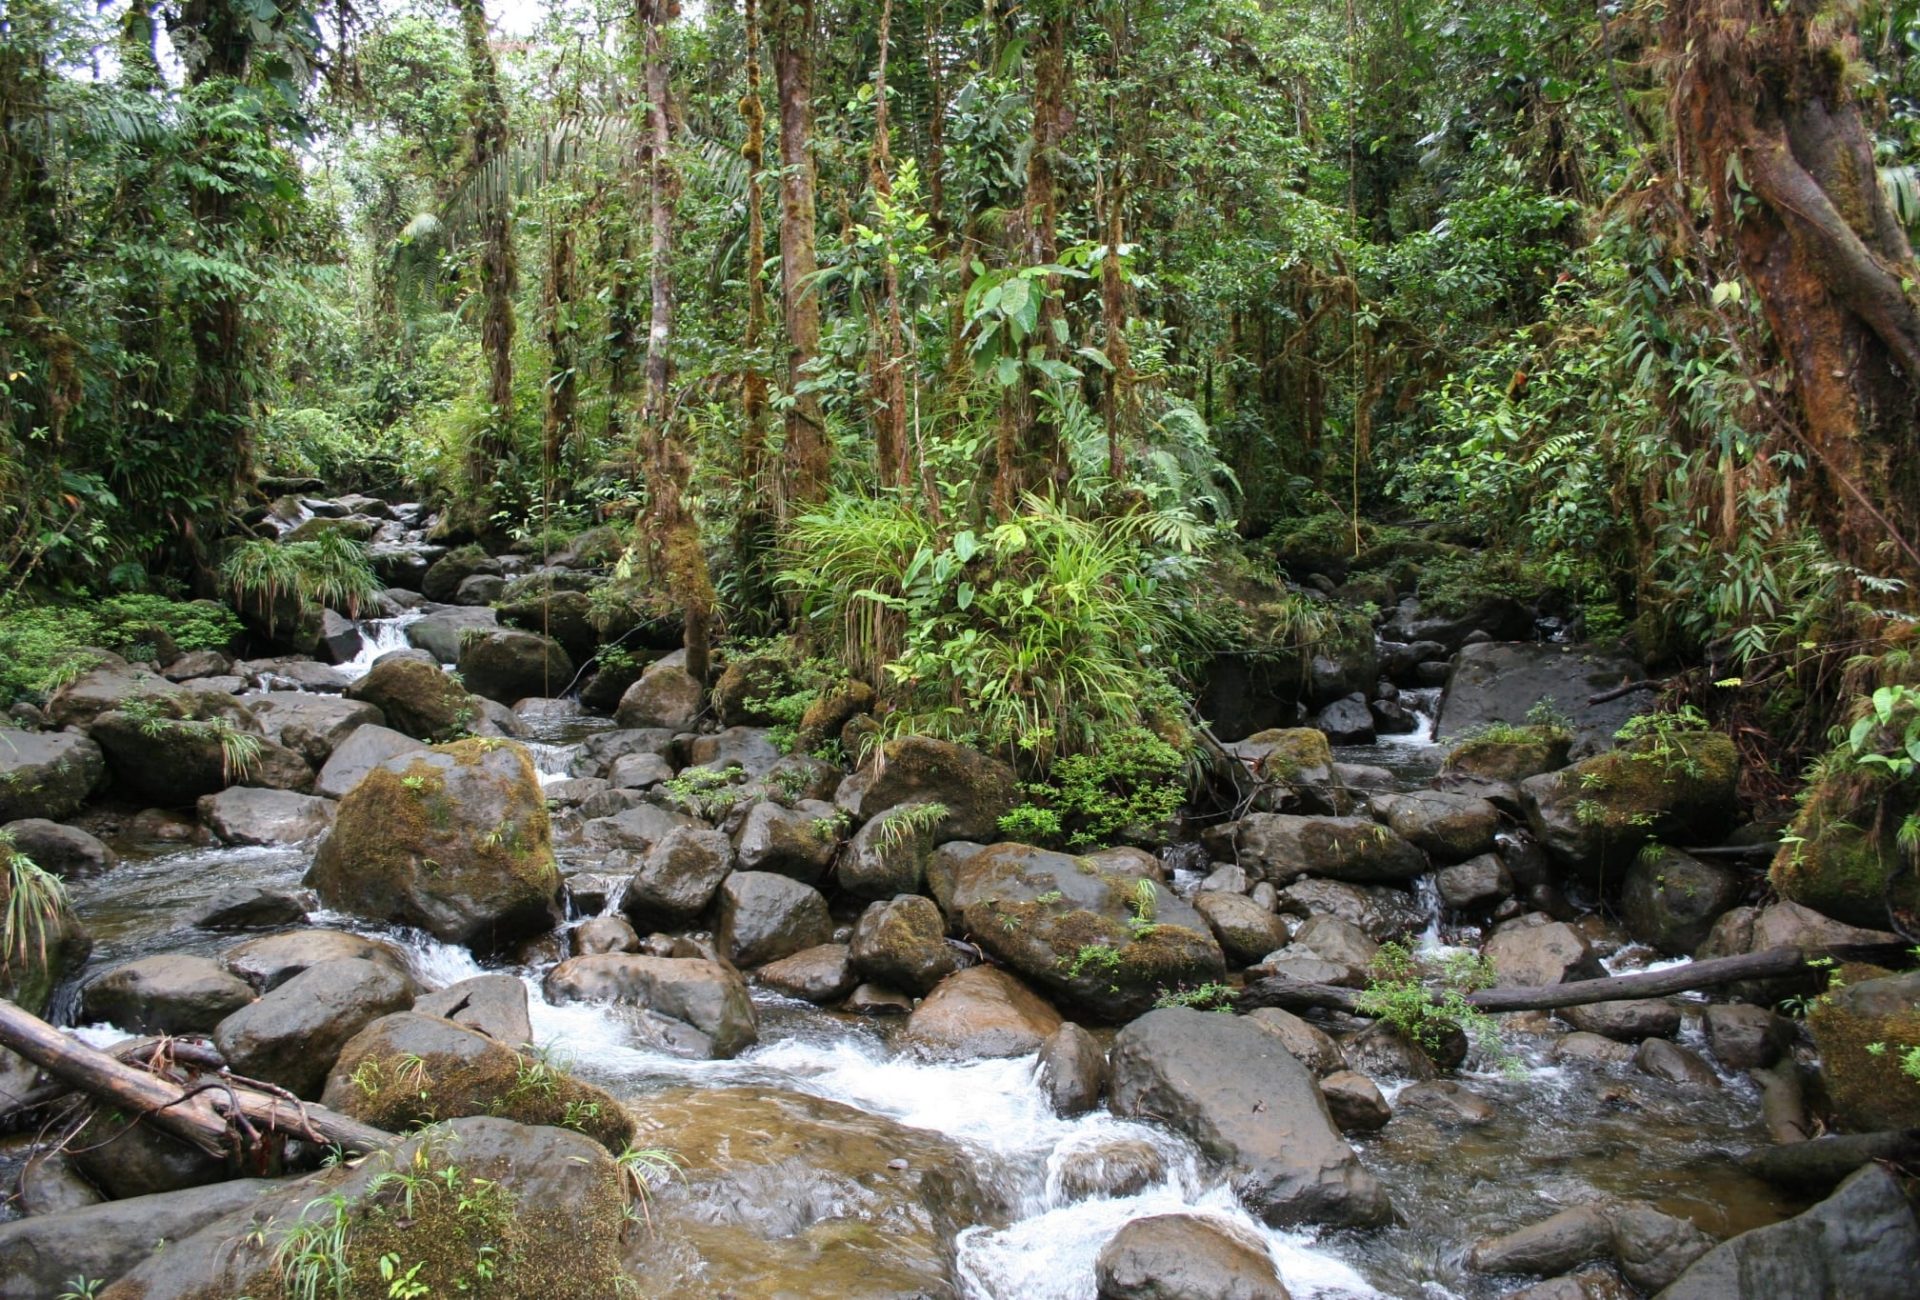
[0,999,395,1157]
[1236,942,1914,1017]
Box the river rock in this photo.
[1659,1164,1917,1299]
[1560,998,1682,1042]
[14,1149,100,1216]
[1232,814,1427,886]
[586,801,700,856]
[1520,732,1739,880]
[615,657,704,729]
[1484,916,1604,986]
[344,656,475,741]
[838,800,940,898]
[222,927,410,991]
[1314,693,1376,744]
[403,603,497,661]
[1109,1007,1391,1228]
[902,965,1062,1059]
[412,973,533,1043]
[1247,1007,1346,1076]
[851,895,962,995]
[311,722,425,798]
[1342,1021,1441,1081]
[1094,1212,1293,1300]
[1274,878,1426,941]
[68,1105,224,1201]
[1371,790,1503,861]
[1607,1201,1716,1291]
[1434,642,1650,756]
[96,1116,631,1300]
[716,871,833,967]
[456,628,574,706]
[213,956,418,1098]
[46,658,185,730]
[307,738,562,952]
[734,798,842,883]
[570,913,640,955]
[1808,968,1920,1131]
[1321,1069,1392,1132]
[1621,846,1742,955]
[1554,1031,1635,1064]
[846,981,914,1014]
[187,883,310,930]
[755,942,859,1003]
[1634,1038,1720,1087]
[545,953,758,1058]
[0,731,105,824]
[621,824,733,925]
[197,785,334,844]
[1036,1021,1107,1116]
[0,817,112,875]
[420,546,499,603]
[1054,1138,1166,1201]
[496,586,598,661]
[1195,889,1291,966]
[1469,1203,1615,1278]
[81,955,254,1033]
[836,734,1019,842]
[947,843,1224,1022]
[1438,852,1513,909]
[621,1085,997,1298]
[606,750,673,788]
[0,1179,277,1300]
[1702,1004,1790,1070]
[89,697,310,805]
[1396,1078,1497,1126]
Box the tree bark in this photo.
[541,204,578,488]
[769,0,829,510]
[868,0,910,490]
[734,0,777,618]
[0,999,394,1157]
[457,0,519,489]
[1667,0,1920,580]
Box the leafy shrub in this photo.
[1000,726,1187,848]
[223,532,381,632]
[1414,549,1554,617]
[1354,939,1517,1072]
[0,595,242,703]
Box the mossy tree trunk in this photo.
[1667,0,1920,584]
[457,0,519,496]
[734,0,778,623]
[867,0,910,491]
[769,0,830,511]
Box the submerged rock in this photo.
[543,953,758,1058]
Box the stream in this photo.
[46,660,1807,1300]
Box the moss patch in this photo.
[1809,969,1920,1132]
[1771,769,1917,931]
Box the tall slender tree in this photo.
[455,0,519,496]
[867,0,909,490]
[767,0,829,508]
[735,0,777,612]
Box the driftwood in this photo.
[1236,942,1915,1017]
[1588,678,1662,704]
[0,999,395,1157]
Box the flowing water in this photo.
[49,723,1807,1298]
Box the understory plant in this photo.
[1354,939,1518,1074]
[999,727,1187,848]
[223,532,382,633]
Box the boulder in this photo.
[0,817,112,876]
[187,884,310,931]
[322,1011,632,1151]
[1470,1200,1710,1291]
[838,799,940,898]
[1659,1165,1917,1299]
[901,965,1062,1059]
[1035,1021,1107,1116]
[1559,998,1682,1042]
[622,825,733,925]
[711,650,790,726]
[1056,1138,1166,1201]
[571,913,641,955]
[615,659,704,729]
[1621,846,1743,955]
[837,734,1019,842]
[213,957,418,1097]
[1232,814,1427,886]
[1396,1078,1498,1127]
[1808,968,1920,1131]
[305,738,562,951]
[715,871,833,967]
[456,628,575,705]
[223,927,410,992]
[311,722,426,799]
[1314,694,1376,745]
[607,750,674,788]
[850,895,962,995]
[1194,890,1292,966]
[543,954,758,1058]
[1521,732,1739,879]
[1320,1069,1392,1132]
[1370,790,1503,861]
[1274,878,1426,941]
[0,731,104,822]
[1109,1008,1391,1227]
[947,843,1224,1022]
[794,678,875,751]
[1483,916,1605,987]
[1444,730,1573,784]
[1703,1003,1791,1070]
[0,1180,277,1300]
[733,798,842,883]
[345,656,476,743]
[1246,1007,1345,1076]
[89,701,311,806]
[755,943,859,1003]
[584,801,699,855]
[496,587,598,662]
[1634,1038,1720,1087]
[413,973,534,1044]
[1094,1213,1293,1300]
[80,955,254,1034]
[1768,770,1920,930]
[1437,853,1513,910]
[420,545,500,603]
[46,658,186,730]
[197,785,334,844]
[96,1117,632,1300]
[403,604,498,662]
[1434,642,1651,756]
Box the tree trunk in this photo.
[868,0,910,490]
[1667,0,1920,581]
[734,0,777,619]
[541,205,578,489]
[636,0,712,684]
[457,0,519,490]
[1100,172,1134,487]
[769,0,829,510]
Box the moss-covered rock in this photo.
[1621,845,1744,955]
[322,1011,636,1152]
[305,739,562,951]
[455,628,574,706]
[795,678,874,752]
[946,843,1223,1022]
[1248,728,1334,784]
[1770,771,1919,931]
[97,1116,631,1300]
[848,895,960,995]
[841,734,1019,842]
[1444,729,1572,783]
[345,657,476,742]
[1808,968,1920,1133]
[1520,731,1740,882]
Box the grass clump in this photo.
[224,531,381,633]
[1,831,76,1013]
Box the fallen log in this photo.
[1236,942,1915,1017]
[0,999,395,1157]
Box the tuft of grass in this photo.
[2,831,73,982]
[224,532,381,632]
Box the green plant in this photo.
[1153,981,1236,1011]
[1354,940,1517,1073]
[57,1278,105,1300]
[274,1192,355,1300]
[1003,727,1187,849]
[2,832,73,985]
[1060,942,1124,980]
[873,802,948,854]
[377,1253,430,1299]
[661,763,746,820]
[1615,704,1715,779]
[613,1144,683,1233]
[996,803,1064,843]
[223,532,382,632]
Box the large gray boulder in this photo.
[222,927,410,992]
[615,657,704,729]
[622,824,734,924]
[244,692,383,765]
[344,657,475,742]
[197,785,334,845]
[0,817,113,876]
[81,955,255,1034]
[901,965,1061,1059]
[414,972,533,1044]
[733,799,842,884]
[311,722,425,798]
[305,738,562,951]
[1369,790,1502,861]
[544,953,758,1058]
[836,734,1019,841]
[404,603,498,661]
[46,658,186,730]
[838,800,940,897]
[1521,732,1739,880]
[1094,1213,1293,1300]
[456,628,575,705]
[1109,1008,1390,1228]
[213,957,417,1098]
[715,871,833,967]
[0,1180,277,1300]
[1621,846,1743,955]
[1435,641,1650,756]
[1657,1165,1918,1299]
[946,843,1223,1022]
[1232,813,1427,885]
[0,730,104,822]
